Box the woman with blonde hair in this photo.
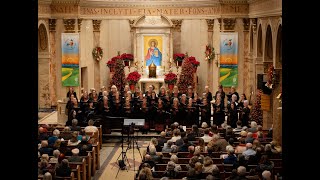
[195,138,207,152]
[202,156,214,173]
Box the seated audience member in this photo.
[39,140,53,156]
[140,154,156,170]
[186,156,199,170]
[211,164,221,179]
[207,134,228,152]
[187,145,195,158]
[176,131,186,146]
[200,122,209,134]
[139,167,154,180]
[187,125,200,141]
[245,169,259,180]
[248,121,258,133]
[170,145,179,156]
[38,127,48,142]
[77,129,90,141]
[68,148,83,162]
[252,139,264,152]
[225,126,234,142]
[43,172,52,180]
[69,119,81,131]
[170,154,182,171]
[84,119,99,135]
[149,146,161,164]
[193,149,205,164]
[256,125,265,141]
[235,138,247,154]
[270,140,282,154]
[237,166,248,179]
[245,132,254,144]
[194,162,203,179]
[202,156,214,173]
[157,131,168,147]
[232,120,243,135]
[256,155,274,174]
[78,144,91,156]
[38,159,54,175]
[223,147,237,165]
[209,124,219,137]
[226,169,238,180]
[163,161,179,178]
[195,138,207,153]
[49,149,60,163]
[262,170,272,180]
[68,131,80,146]
[184,168,197,180]
[242,143,256,160]
[201,129,212,143]
[60,126,73,140]
[162,140,173,153]
[52,139,61,150]
[233,154,248,170]
[179,137,191,152]
[39,154,50,167]
[55,159,72,177]
[147,138,162,153]
[169,129,181,143]
[264,144,274,157]
[48,129,60,147]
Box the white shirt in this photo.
[201,134,213,143]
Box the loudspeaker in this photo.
[118,160,126,170]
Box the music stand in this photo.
[113,119,130,179]
[124,118,144,172]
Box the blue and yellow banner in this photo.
[219,33,238,87]
[61,33,79,86]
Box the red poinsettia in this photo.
[120,53,134,61]
[173,53,185,61]
[107,56,121,67]
[164,71,178,84]
[126,71,141,85]
[188,56,200,67]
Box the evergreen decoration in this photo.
[109,57,126,92]
[250,89,263,125]
[177,55,195,94]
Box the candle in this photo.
[176,61,178,66]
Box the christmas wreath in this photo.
[92,47,103,61]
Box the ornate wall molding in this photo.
[243,18,250,31]
[218,18,222,30]
[206,19,215,32]
[77,18,82,32]
[248,0,281,18]
[223,18,236,31]
[63,19,76,32]
[92,20,102,32]
[171,19,183,32]
[49,19,57,32]
[251,18,257,34]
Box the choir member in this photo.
[204,85,213,103]
[238,93,247,109]
[170,98,180,125]
[215,85,225,105]
[228,102,238,128]
[187,86,194,99]
[227,86,239,103]
[155,98,166,132]
[158,86,167,100]
[186,98,196,126]
[213,97,225,127]
[200,98,211,126]
[179,94,188,125]
[240,100,250,127]
[67,87,78,101]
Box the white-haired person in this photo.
[84,119,99,135]
[48,129,60,147]
[43,172,52,180]
[242,143,256,160]
[163,161,179,178]
[169,128,181,143]
[248,121,258,133]
[236,166,247,179]
[149,146,162,164]
[49,149,61,163]
[60,126,73,140]
[200,122,209,134]
[170,154,182,171]
[162,140,173,153]
[262,170,272,180]
[68,148,83,162]
[195,137,207,152]
[227,86,239,103]
[108,85,118,100]
[223,147,237,165]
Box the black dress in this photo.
[240,106,250,127]
[228,108,238,128]
[213,102,225,126]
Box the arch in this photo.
[264,25,273,62]
[38,23,49,52]
[257,24,263,57]
[275,25,282,68]
[132,14,173,27]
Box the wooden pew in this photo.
[69,158,87,180]
[49,162,80,180]
[39,172,75,180]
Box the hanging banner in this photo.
[219,32,238,87]
[61,33,80,86]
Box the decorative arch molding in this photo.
[132,14,173,28]
[38,22,50,57]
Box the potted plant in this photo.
[126,71,141,91]
[164,71,177,90]
[92,46,103,61]
[121,53,134,66]
[188,56,200,72]
[173,53,185,66]
[106,56,118,72]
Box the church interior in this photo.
[38,0,282,179]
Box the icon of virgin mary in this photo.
[145,39,162,66]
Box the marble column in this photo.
[242,18,250,98]
[206,19,214,91]
[212,19,221,94]
[49,19,57,106]
[93,20,101,91]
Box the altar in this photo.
[139,77,164,93]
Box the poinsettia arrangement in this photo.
[164,71,178,84]
[188,56,200,67]
[107,56,120,67]
[120,53,134,61]
[265,64,275,89]
[126,71,141,85]
[173,53,185,61]
[92,47,103,61]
